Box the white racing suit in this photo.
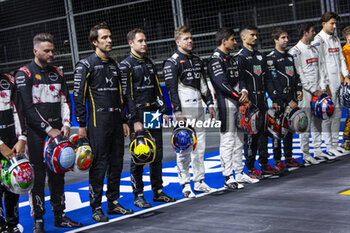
[163,51,214,185]
[289,40,327,154]
[312,30,349,150]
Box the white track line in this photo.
[66,187,226,233]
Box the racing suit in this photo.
[266,49,302,161]
[342,43,350,146]
[312,30,349,150]
[207,48,244,177]
[289,40,327,154]
[15,61,71,219]
[235,46,273,170]
[0,72,26,229]
[120,52,168,195]
[163,50,214,185]
[73,53,126,209]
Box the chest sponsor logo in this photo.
[328,47,339,53]
[256,55,262,61]
[0,79,10,90]
[48,72,58,81]
[253,65,262,76]
[105,77,114,87]
[144,76,151,85]
[306,58,318,64]
[285,66,294,76]
[35,74,42,80]
[267,60,273,66]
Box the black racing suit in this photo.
[73,53,126,209]
[0,72,26,228]
[235,46,273,170]
[207,48,241,132]
[266,49,302,161]
[163,50,214,185]
[120,52,168,195]
[15,61,72,219]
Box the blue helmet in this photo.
[311,94,334,120]
[171,126,197,154]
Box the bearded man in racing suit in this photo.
[207,27,259,189]
[15,33,82,233]
[312,12,350,157]
[163,26,216,198]
[289,22,330,162]
[266,27,304,172]
[0,72,26,233]
[120,28,176,208]
[73,23,132,223]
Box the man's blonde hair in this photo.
[343,26,350,38]
[174,26,191,41]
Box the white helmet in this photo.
[284,106,309,134]
[1,154,34,194]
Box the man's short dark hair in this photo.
[127,28,145,42]
[33,33,54,49]
[298,22,314,39]
[89,22,110,50]
[240,25,258,38]
[215,28,235,47]
[321,12,340,23]
[272,27,287,41]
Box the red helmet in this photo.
[69,134,94,173]
[236,104,262,134]
[43,136,76,174]
[265,108,288,139]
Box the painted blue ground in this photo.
[16,127,345,232]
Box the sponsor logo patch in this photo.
[35,74,42,80]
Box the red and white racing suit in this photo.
[289,40,327,154]
[312,30,349,150]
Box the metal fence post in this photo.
[171,0,178,29]
[64,0,80,69]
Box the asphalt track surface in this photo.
[15,127,350,233]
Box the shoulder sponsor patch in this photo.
[313,43,320,46]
